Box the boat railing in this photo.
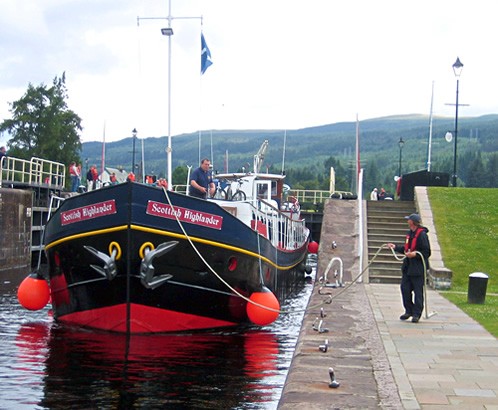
[173,184,188,194]
[0,155,66,189]
[251,198,308,251]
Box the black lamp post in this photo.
[131,128,137,174]
[451,57,463,187]
[398,137,405,178]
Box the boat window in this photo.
[271,181,278,196]
[256,181,271,200]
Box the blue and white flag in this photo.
[201,32,213,75]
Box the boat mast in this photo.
[137,1,202,189]
[355,114,360,194]
[101,121,106,176]
[166,0,173,188]
[141,137,145,183]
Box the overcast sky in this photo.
[1,0,497,146]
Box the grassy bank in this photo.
[427,187,498,337]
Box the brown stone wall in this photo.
[0,188,33,283]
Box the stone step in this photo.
[368,230,406,239]
[368,252,403,263]
[368,275,401,284]
[367,200,415,209]
[366,200,414,284]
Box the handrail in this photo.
[0,155,65,189]
[172,184,188,194]
[288,189,354,204]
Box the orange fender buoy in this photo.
[17,273,50,311]
[308,241,319,254]
[246,288,280,326]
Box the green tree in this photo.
[172,165,188,186]
[466,152,486,187]
[0,73,82,166]
[485,153,498,188]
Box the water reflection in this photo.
[1,278,312,409]
[39,327,280,409]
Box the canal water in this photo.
[0,274,313,409]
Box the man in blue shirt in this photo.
[189,158,215,199]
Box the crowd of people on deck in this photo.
[66,160,172,193]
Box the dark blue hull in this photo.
[44,182,309,333]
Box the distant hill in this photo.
[82,114,498,186]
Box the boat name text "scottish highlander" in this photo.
[60,200,117,225]
[146,201,223,229]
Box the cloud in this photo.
[1,0,498,147]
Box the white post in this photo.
[357,168,364,283]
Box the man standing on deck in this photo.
[387,213,431,323]
[189,158,215,199]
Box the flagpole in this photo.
[355,114,360,194]
[427,81,434,172]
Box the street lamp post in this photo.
[398,137,405,178]
[131,128,137,174]
[451,57,463,187]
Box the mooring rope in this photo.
[161,187,285,313]
[160,188,426,316]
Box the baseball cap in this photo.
[405,213,421,223]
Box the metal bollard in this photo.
[467,272,489,304]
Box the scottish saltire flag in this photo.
[201,33,213,75]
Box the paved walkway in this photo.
[368,283,498,409]
[278,282,498,409]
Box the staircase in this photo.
[367,200,416,283]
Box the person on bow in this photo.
[387,213,431,323]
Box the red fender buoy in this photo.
[308,241,319,254]
[17,273,50,311]
[246,288,280,326]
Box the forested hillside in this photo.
[82,114,498,195]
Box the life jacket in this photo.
[404,227,424,253]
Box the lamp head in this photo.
[398,137,405,149]
[161,27,174,36]
[452,57,464,77]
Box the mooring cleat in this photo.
[319,339,329,353]
[328,367,340,388]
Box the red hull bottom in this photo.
[57,304,237,333]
